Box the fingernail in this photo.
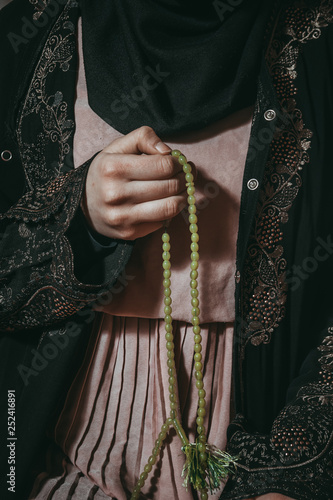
[155,141,171,154]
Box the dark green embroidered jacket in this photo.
[0,1,332,499]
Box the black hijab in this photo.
[81,0,276,136]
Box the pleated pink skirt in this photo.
[29,315,234,500]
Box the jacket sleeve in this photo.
[0,156,133,332]
[221,325,333,500]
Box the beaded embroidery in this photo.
[241,1,333,348]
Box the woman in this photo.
[0,0,332,499]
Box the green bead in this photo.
[163,279,171,288]
[196,380,204,389]
[194,334,202,344]
[170,409,176,419]
[162,233,170,242]
[162,251,170,261]
[195,362,202,371]
[191,242,199,252]
[137,478,144,488]
[164,288,171,297]
[164,296,172,306]
[169,384,175,394]
[198,442,206,453]
[191,252,199,261]
[191,233,199,242]
[198,433,207,443]
[191,298,199,307]
[144,463,152,473]
[201,492,208,500]
[199,452,208,463]
[171,149,181,157]
[169,392,176,402]
[192,307,200,316]
[163,242,171,251]
[148,455,157,466]
[166,417,173,426]
[188,204,196,214]
[168,367,174,376]
[196,416,204,426]
[194,344,202,353]
[164,314,172,324]
[190,224,198,234]
[163,261,171,270]
[162,423,169,432]
[189,214,197,224]
[191,290,198,299]
[167,350,175,359]
[190,261,198,270]
[187,195,196,205]
[197,407,206,417]
[163,269,171,279]
[198,389,206,398]
[190,270,198,280]
[165,332,173,342]
[194,353,202,362]
[183,163,192,173]
[158,431,167,441]
[165,323,173,332]
[140,471,148,481]
[198,398,206,408]
[192,316,200,326]
[169,376,175,385]
[187,185,195,196]
[170,401,177,410]
[190,280,198,289]
[195,371,203,381]
[193,325,201,334]
[155,438,161,448]
[132,486,140,497]
[185,172,194,183]
[166,341,174,351]
[164,306,172,315]
[178,154,187,165]
[197,425,204,435]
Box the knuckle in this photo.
[159,156,174,177]
[98,153,114,177]
[119,227,136,241]
[167,177,180,195]
[164,198,180,219]
[106,208,125,228]
[106,186,124,206]
[138,125,154,139]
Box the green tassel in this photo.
[181,443,238,494]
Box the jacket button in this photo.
[247,178,259,190]
[264,109,276,121]
[1,150,12,161]
[235,270,241,284]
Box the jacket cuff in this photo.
[0,157,133,331]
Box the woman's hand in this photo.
[82,126,189,240]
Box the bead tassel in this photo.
[131,150,237,500]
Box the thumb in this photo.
[104,125,171,156]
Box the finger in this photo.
[128,195,186,224]
[104,125,171,156]
[123,172,187,204]
[101,152,184,181]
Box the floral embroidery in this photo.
[241,1,333,349]
[18,1,76,189]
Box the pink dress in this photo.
[28,19,252,500]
